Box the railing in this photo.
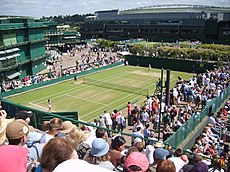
[164,85,230,148]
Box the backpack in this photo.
[77,143,91,159]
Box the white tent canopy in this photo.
[117,51,131,56]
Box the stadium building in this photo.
[0,16,50,82]
[80,4,230,44]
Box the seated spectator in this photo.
[53,159,112,172]
[39,137,78,172]
[134,141,145,153]
[26,128,44,162]
[156,159,176,172]
[40,118,64,144]
[150,147,169,170]
[64,127,86,157]
[189,161,208,172]
[95,128,107,140]
[15,110,33,124]
[6,119,29,146]
[145,145,155,165]
[0,116,14,145]
[124,152,149,172]
[60,120,76,137]
[168,148,186,172]
[0,144,28,172]
[108,136,126,167]
[3,119,36,171]
[0,104,7,118]
[85,138,114,171]
[146,131,157,146]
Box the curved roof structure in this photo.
[121,4,230,14]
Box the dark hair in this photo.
[174,148,183,157]
[8,137,23,145]
[111,136,126,150]
[96,128,106,138]
[136,127,141,131]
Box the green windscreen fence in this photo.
[164,85,230,148]
[1,99,78,129]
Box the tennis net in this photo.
[83,78,149,96]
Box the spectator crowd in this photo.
[0,63,229,171]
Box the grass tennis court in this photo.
[7,65,194,122]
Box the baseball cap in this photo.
[15,110,33,120]
[6,119,29,140]
[125,152,149,172]
[153,148,169,160]
[91,138,109,157]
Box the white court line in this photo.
[80,89,140,118]
[82,77,156,120]
[64,75,141,109]
[65,94,107,105]
[29,102,48,111]
[32,69,131,104]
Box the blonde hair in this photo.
[66,127,85,149]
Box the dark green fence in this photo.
[125,55,216,73]
[0,61,124,98]
[164,85,230,148]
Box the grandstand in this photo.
[81,4,230,44]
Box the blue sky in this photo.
[0,0,229,18]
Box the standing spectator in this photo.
[170,105,178,124]
[163,124,173,142]
[143,123,150,139]
[131,104,140,125]
[116,112,126,132]
[141,108,149,127]
[112,109,119,130]
[127,102,132,116]
[102,110,112,137]
[133,119,144,132]
[153,112,160,131]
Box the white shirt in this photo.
[168,157,186,172]
[102,113,112,126]
[141,111,149,122]
[116,115,125,125]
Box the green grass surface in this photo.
[7,65,194,122]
